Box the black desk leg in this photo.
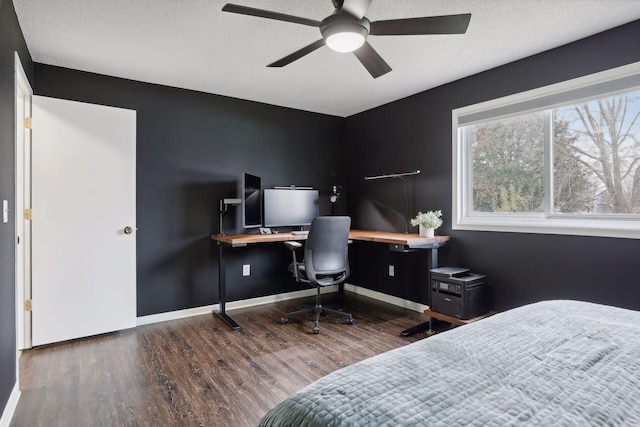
[215,242,241,331]
[400,248,438,337]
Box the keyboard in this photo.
[291,230,309,236]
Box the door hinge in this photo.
[24,208,32,220]
[25,300,32,312]
[24,117,32,129]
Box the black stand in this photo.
[215,241,241,330]
[400,246,439,337]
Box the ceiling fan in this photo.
[221,0,471,78]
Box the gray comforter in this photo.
[258,300,640,426]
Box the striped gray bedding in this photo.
[258,300,640,426]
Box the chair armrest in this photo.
[285,241,302,280]
[284,241,302,250]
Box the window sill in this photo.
[453,216,640,239]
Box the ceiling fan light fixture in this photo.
[320,14,370,53]
[326,31,365,52]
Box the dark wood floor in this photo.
[11,294,429,427]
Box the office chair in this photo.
[281,216,355,334]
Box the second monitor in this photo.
[263,188,319,228]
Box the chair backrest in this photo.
[304,216,351,284]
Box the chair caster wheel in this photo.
[281,318,288,324]
[313,327,319,334]
[347,318,355,325]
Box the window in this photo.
[554,94,640,215]
[453,62,640,238]
[470,112,546,214]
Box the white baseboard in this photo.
[136,284,426,326]
[137,304,216,326]
[0,382,20,427]
[344,284,429,313]
[136,286,337,326]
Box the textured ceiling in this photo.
[13,0,640,117]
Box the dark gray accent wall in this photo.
[345,20,640,312]
[0,0,32,416]
[33,64,345,316]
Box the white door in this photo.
[31,95,137,346]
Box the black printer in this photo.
[430,267,491,320]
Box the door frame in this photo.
[15,52,33,350]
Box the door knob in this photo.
[124,226,134,234]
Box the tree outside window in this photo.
[467,90,640,216]
[471,113,544,213]
[555,91,640,214]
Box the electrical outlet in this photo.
[388,265,395,277]
[242,264,250,276]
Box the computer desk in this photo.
[211,230,449,335]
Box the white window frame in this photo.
[452,61,640,239]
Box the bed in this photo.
[258,300,640,426]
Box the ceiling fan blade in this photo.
[268,39,326,68]
[370,13,471,36]
[341,0,373,19]
[222,4,322,28]
[353,42,391,78]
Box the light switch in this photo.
[2,200,8,224]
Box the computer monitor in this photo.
[263,188,319,228]
[242,173,262,228]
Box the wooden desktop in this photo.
[213,229,449,247]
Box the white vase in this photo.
[419,225,434,238]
